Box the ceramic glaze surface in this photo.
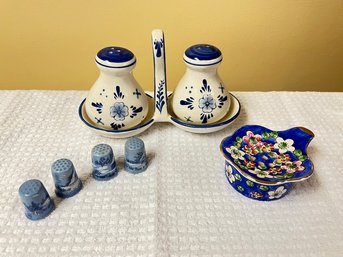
[184,44,222,63]
[172,44,230,125]
[225,162,292,201]
[18,179,55,220]
[96,47,135,65]
[51,159,83,198]
[125,137,147,174]
[85,46,148,131]
[78,30,241,137]
[92,144,118,181]
[220,125,314,201]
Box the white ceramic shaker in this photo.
[85,47,148,130]
[171,44,230,124]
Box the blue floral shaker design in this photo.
[51,159,83,198]
[124,137,148,174]
[92,144,118,181]
[172,44,231,124]
[84,46,149,131]
[18,179,55,220]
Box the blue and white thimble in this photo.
[124,137,148,174]
[18,179,55,221]
[51,159,83,198]
[92,144,118,181]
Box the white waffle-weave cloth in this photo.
[0,91,342,257]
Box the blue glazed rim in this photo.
[220,125,315,185]
[170,93,241,129]
[78,95,155,134]
[95,59,137,69]
[183,58,223,67]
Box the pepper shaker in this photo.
[85,47,149,130]
[171,44,230,124]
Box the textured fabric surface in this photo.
[0,90,342,257]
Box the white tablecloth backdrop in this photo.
[0,91,342,257]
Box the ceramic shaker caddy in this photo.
[171,44,230,124]
[79,30,241,137]
[220,125,315,201]
[84,47,149,131]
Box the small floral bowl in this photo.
[220,125,314,201]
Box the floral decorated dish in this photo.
[220,125,314,201]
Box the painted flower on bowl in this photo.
[198,94,216,113]
[250,192,263,199]
[268,167,282,175]
[268,186,287,199]
[243,160,256,169]
[281,161,305,173]
[243,145,259,155]
[225,164,235,183]
[261,143,274,153]
[250,168,273,178]
[274,137,295,154]
[226,146,245,160]
[110,102,129,121]
[243,131,263,147]
[277,153,291,163]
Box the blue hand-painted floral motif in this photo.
[110,102,129,121]
[180,79,223,123]
[198,79,217,123]
[217,95,228,108]
[200,79,212,93]
[154,39,164,58]
[91,102,103,114]
[113,85,125,99]
[110,123,125,130]
[199,94,217,113]
[200,112,214,124]
[155,80,165,113]
[180,97,194,110]
[130,106,143,118]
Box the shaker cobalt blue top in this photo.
[97,47,135,63]
[184,44,222,64]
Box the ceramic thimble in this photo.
[92,144,118,181]
[18,179,55,221]
[51,159,83,198]
[124,137,148,174]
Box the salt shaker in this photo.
[85,47,149,130]
[171,44,230,124]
